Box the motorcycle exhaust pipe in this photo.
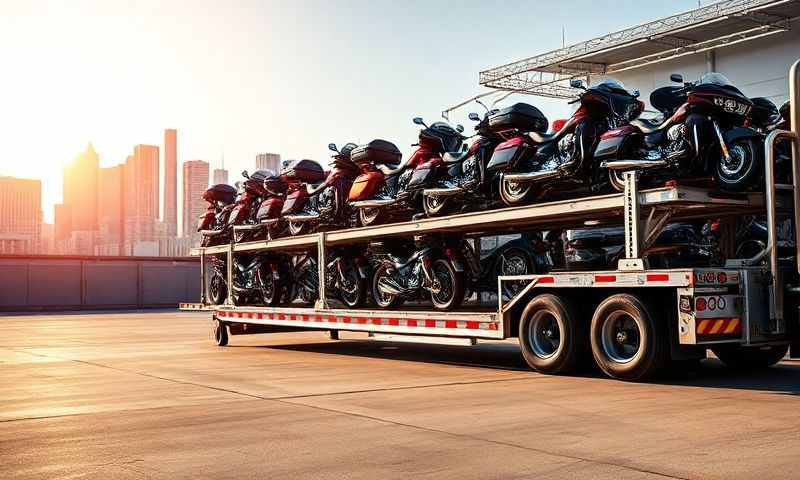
[502,169,560,183]
[601,159,668,170]
[350,198,397,208]
[283,213,321,222]
[422,186,463,197]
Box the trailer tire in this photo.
[712,344,788,369]
[518,294,584,374]
[590,294,666,381]
[213,319,229,347]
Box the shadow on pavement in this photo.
[261,339,800,394]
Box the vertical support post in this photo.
[315,232,327,310]
[791,59,800,277]
[199,248,206,304]
[226,244,234,305]
[80,259,87,307]
[619,171,644,271]
[765,129,782,331]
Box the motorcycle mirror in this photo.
[328,143,338,152]
[468,112,480,122]
[456,124,464,133]
[412,117,426,126]
[241,170,249,178]
[569,79,585,89]
[632,89,640,98]
[670,73,683,83]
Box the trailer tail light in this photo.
[717,272,727,283]
[695,297,707,311]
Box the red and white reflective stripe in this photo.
[215,310,498,331]
[525,271,688,287]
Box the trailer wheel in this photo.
[590,294,666,381]
[712,344,788,369]
[518,294,584,374]
[213,319,229,347]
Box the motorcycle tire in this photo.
[358,208,386,227]
[288,221,312,236]
[208,273,227,305]
[430,259,465,311]
[423,195,454,218]
[499,248,535,299]
[257,266,283,307]
[337,262,368,308]
[499,176,537,206]
[715,137,762,192]
[372,264,404,309]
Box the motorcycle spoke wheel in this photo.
[500,249,533,299]
[338,265,364,308]
[715,138,760,192]
[288,221,309,236]
[372,266,401,309]
[359,208,383,227]
[500,178,535,206]
[423,195,450,217]
[429,259,464,311]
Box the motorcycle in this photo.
[281,147,360,235]
[206,253,290,306]
[348,118,464,226]
[253,172,290,240]
[421,107,507,216]
[198,183,237,247]
[492,79,643,206]
[735,216,795,260]
[288,246,371,308]
[227,169,274,243]
[598,72,762,192]
[456,233,550,300]
[369,236,465,311]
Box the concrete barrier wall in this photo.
[0,255,199,311]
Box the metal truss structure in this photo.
[469,0,799,101]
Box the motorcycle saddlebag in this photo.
[203,184,237,204]
[488,103,548,134]
[256,197,284,222]
[281,159,325,183]
[351,140,402,166]
[349,170,384,201]
[407,159,441,190]
[281,189,308,215]
[486,136,534,171]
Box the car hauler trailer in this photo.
[181,61,800,381]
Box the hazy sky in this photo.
[0,0,700,222]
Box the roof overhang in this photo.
[479,0,800,98]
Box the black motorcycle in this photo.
[206,254,289,306]
[289,247,370,308]
[598,72,762,192]
[369,236,465,310]
[735,216,796,260]
[493,79,643,206]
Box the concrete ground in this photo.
[1,311,798,479]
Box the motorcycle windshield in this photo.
[698,72,733,87]
[593,78,627,93]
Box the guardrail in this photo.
[0,255,200,311]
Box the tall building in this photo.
[0,176,42,254]
[63,143,99,232]
[54,203,72,242]
[97,165,124,254]
[163,129,177,235]
[212,167,228,185]
[255,152,281,173]
[123,145,160,252]
[182,160,209,243]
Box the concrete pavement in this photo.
[1,311,798,479]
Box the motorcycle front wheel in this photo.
[715,137,761,192]
[499,177,537,206]
[338,262,368,308]
[430,259,465,311]
[256,266,283,307]
[208,272,227,305]
[358,207,385,227]
[371,264,404,309]
[288,221,311,236]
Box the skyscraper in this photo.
[256,152,281,173]
[163,129,177,236]
[182,160,209,243]
[97,165,124,254]
[0,176,42,254]
[63,143,99,232]
[123,145,160,251]
[212,167,228,185]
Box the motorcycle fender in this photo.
[723,127,761,144]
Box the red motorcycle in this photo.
[490,80,643,206]
[348,118,464,226]
[597,73,762,192]
[227,169,274,242]
[253,173,289,240]
[281,146,360,235]
[198,183,237,246]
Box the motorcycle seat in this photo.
[305,181,327,196]
[528,131,557,143]
[377,163,405,176]
[443,151,469,164]
[631,118,665,135]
